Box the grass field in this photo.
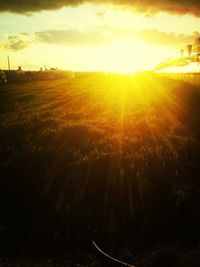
[0,72,200,266]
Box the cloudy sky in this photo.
[1,1,200,72]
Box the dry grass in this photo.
[0,72,200,266]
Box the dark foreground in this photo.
[0,72,200,266]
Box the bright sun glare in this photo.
[56,37,168,74]
[89,39,166,73]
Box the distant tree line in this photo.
[0,69,75,84]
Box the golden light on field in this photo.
[2,2,200,263]
[87,73,185,153]
[39,72,194,214]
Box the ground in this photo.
[0,72,200,266]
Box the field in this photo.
[0,72,200,266]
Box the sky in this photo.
[1,1,200,72]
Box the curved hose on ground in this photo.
[92,240,136,267]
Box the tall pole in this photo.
[7,56,10,71]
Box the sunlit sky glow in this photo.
[1,2,200,72]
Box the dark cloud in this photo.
[137,29,198,47]
[1,1,200,16]
[4,35,29,51]
[35,29,108,46]
[0,1,82,14]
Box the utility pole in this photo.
[7,56,10,71]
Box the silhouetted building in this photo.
[187,44,192,59]
[193,38,200,56]
[0,70,7,84]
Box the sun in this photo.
[43,35,173,74]
[78,37,171,74]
